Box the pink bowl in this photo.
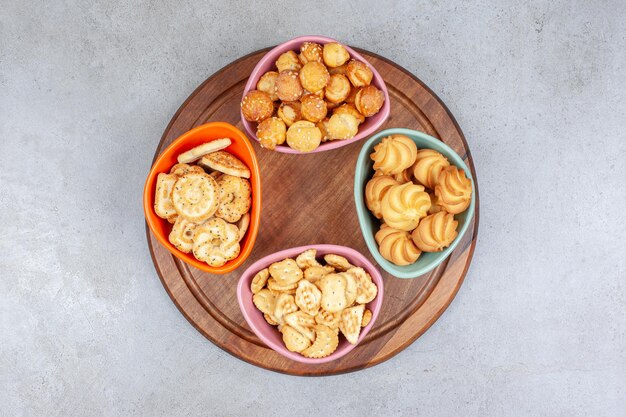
[241,35,391,154]
[236,244,384,364]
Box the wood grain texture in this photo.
[146,48,480,376]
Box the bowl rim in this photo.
[240,35,391,154]
[236,244,384,364]
[354,128,476,279]
[143,121,261,274]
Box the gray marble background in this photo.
[2,1,625,416]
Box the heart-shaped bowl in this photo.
[241,35,390,154]
[354,128,476,279]
[237,244,384,364]
[143,122,261,274]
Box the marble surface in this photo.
[1,1,625,416]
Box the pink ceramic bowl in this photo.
[237,244,384,364]
[241,35,391,154]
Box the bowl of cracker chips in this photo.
[143,122,262,274]
[237,245,383,363]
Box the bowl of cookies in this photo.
[237,245,383,363]
[143,122,261,274]
[240,35,390,154]
[354,128,475,279]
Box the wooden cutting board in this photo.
[146,47,480,376]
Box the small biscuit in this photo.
[314,309,341,330]
[346,59,373,87]
[317,273,348,313]
[274,293,299,325]
[252,289,277,315]
[299,42,323,64]
[250,268,269,294]
[215,175,251,223]
[269,258,303,286]
[323,254,355,272]
[295,249,322,270]
[295,280,322,316]
[304,265,335,283]
[333,103,365,124]
[339,304,365,345]
[282,325,311,353]
[354,85,385,117]
[176,138,232,164]
[277,101,302,127]
[326,113,359,140]
[301,325,339,358]
[299,61,330,93]
[300,94,328,123]
[198,150,251,179]
[257,117,286,150]
[286,121,322,153]
[325,73,351,103]
[170,163,205,176]
[241,90,274,122]
[264,313,278,326]
[276,50,302,72]
[323,42,350,68]
[256,71,279,101]
[275,70,303,102]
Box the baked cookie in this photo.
[192,218,240,267]
[299,42,323,64]
[346,59,373,87]
[412,149,450,189]
[434,166,472,214]
[215,174,252,223]
[365,175,400,219]
[286,121,322,152]
[326,113,359,140]
[375,224,422,265]
[332,103,365,124]
[171,173,219,223]
[380,183,431,231]
[277,101,302,127]
[241,90,274,122]
[257,117,286,150]
[411,211,458,252]
[275,70,303,102]
[198,150,250,179]
[323,42,350,67]
[276,50,302,72]
[300,93,328,123]
[324,73,351,103]
[370,134,418,175]
[256,71,279,101]
[299,61,330,93]
[354,85,385,117]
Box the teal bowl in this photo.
[354,128,476,279]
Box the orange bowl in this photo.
[143,122,261,274]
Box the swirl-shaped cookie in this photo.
[365,175,399,219]
[375,224,421,265]
[412,149,450,189]
[434,166,472,214]
[370,135,418,175]
[172,173,219,223]
[411,211,458,252]
[380,183,431,231]
[192,218,241,267]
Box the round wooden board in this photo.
[147,47,479,376]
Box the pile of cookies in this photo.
[250,249,378,358]
[365,135,473,266]
[153,139,252,267]
[241,41,386,152]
